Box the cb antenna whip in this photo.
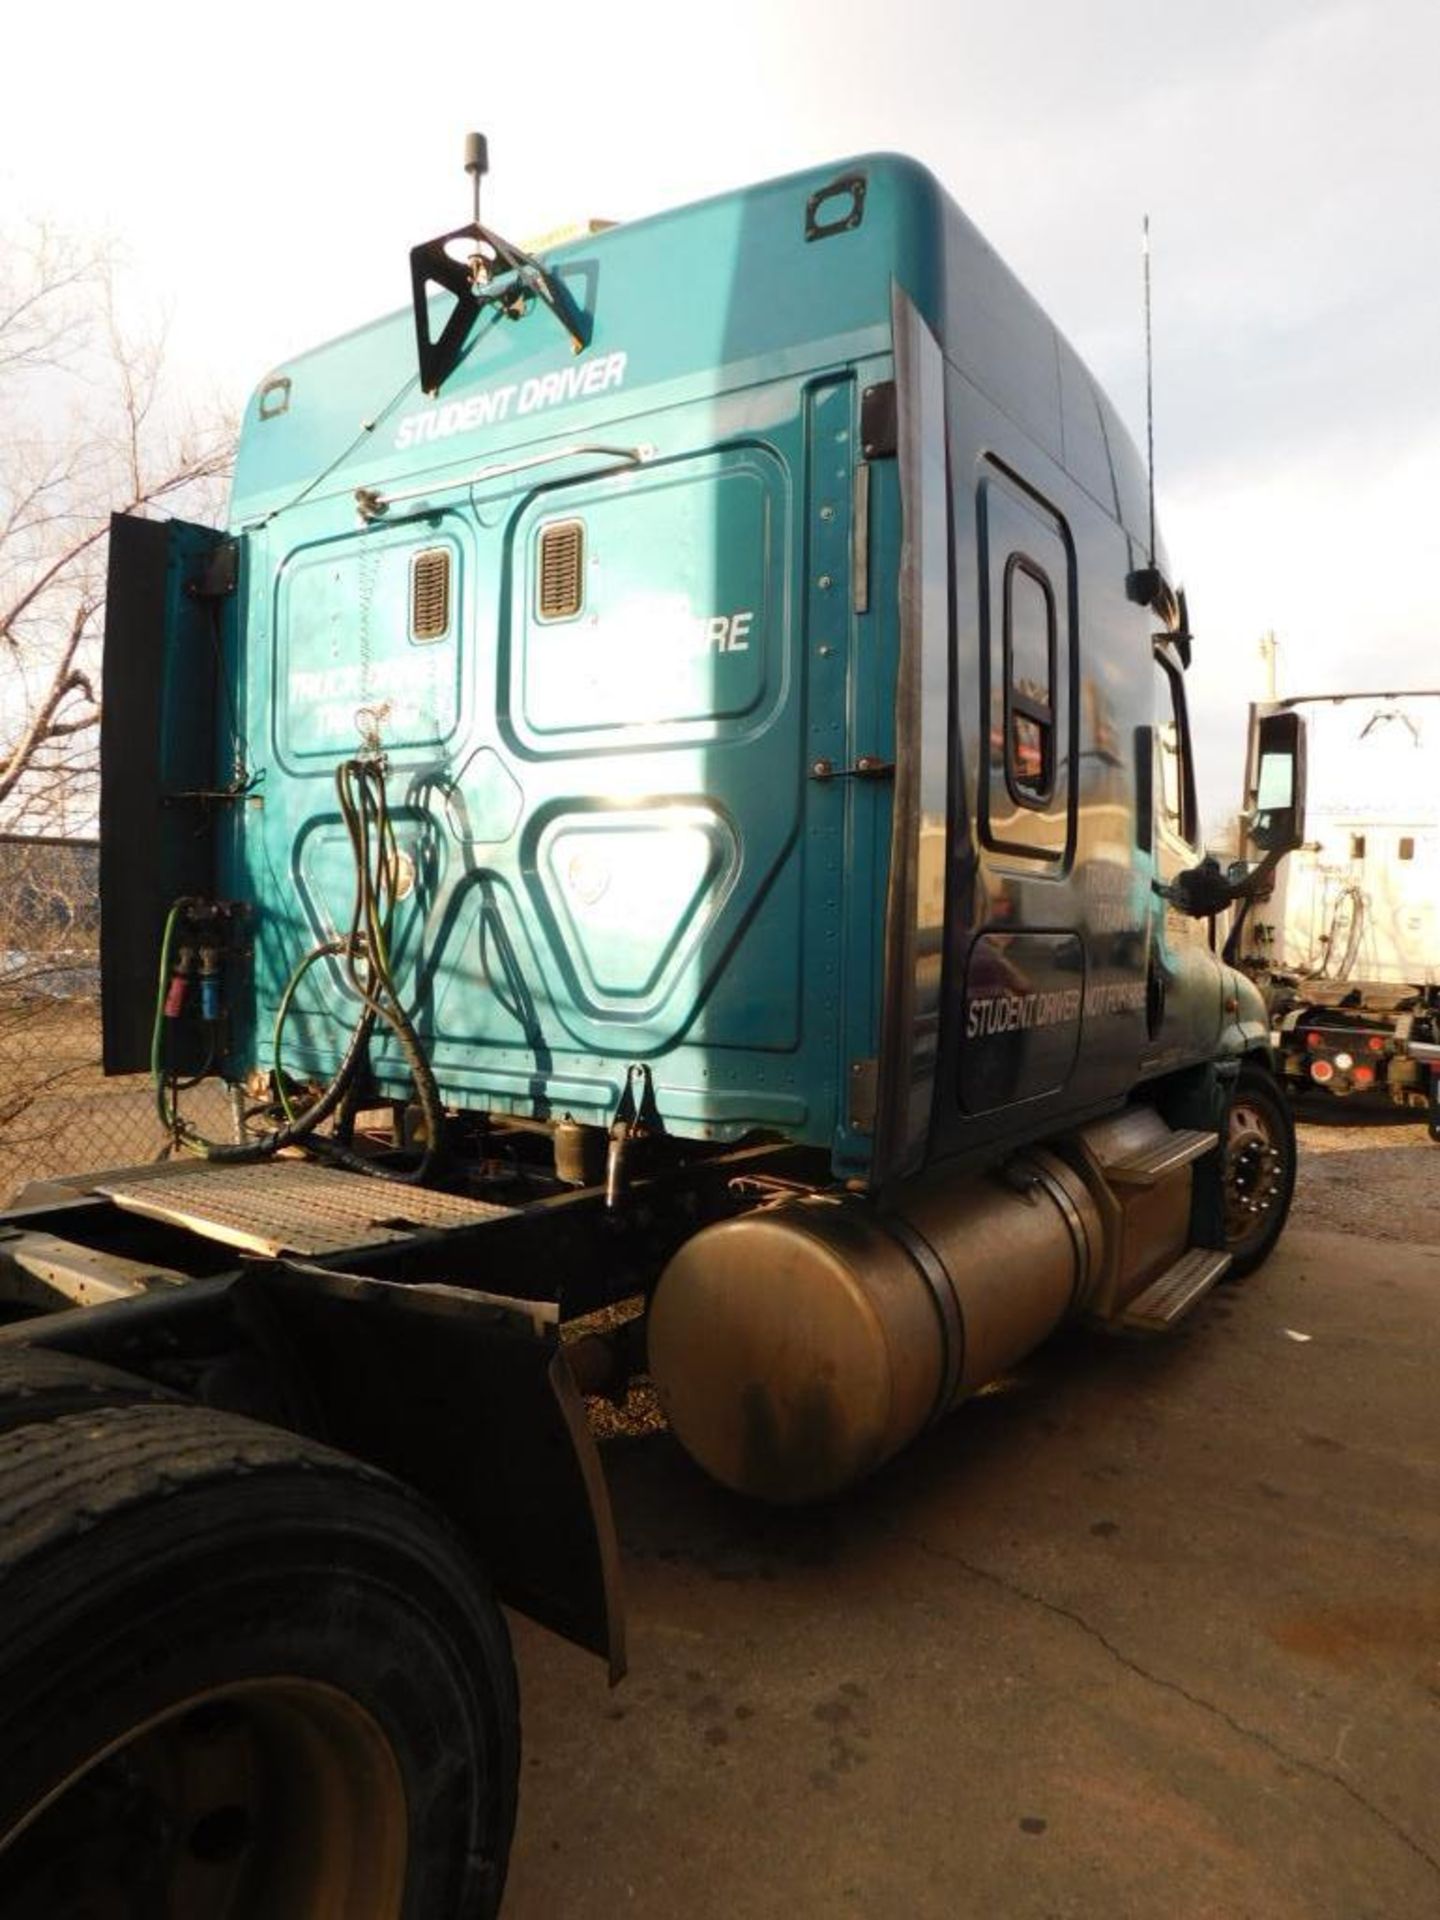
[464,131,489,228]
[1143,213,1156,569]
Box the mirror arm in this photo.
[1158,844,1287,921]
[1153,856,1231,918]
[1226,843,1286,903]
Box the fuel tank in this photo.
[648,1151,1103,1502]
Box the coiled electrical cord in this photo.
[153,755,444,1183]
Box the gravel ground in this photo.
[1292,1102,1440,1246]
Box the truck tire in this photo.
[0,1345,175,1437]
[1223,1061,1296,1278]
[0,1401,519,1919]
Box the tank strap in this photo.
[881,1212,965,1425]
[1014,1152,1095,1314]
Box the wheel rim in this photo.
[0,1678,408,1919]
[1225,1098,1287,1254]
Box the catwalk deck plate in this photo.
[97,1161,513,1258]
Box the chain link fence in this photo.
[0,836,232,1204]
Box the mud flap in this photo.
[2,1258,625,1679]
[247,1262,626,1681]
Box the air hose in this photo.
[153,755,444,1183]
[1307,882,1366,981]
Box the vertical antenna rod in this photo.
[1143,214,1156,569]
[465,131,489,227]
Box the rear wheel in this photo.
[1223,1061,1296,1277]
[0,1344,174,1436]
[0,1401,518,1918]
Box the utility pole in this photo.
[1258,630,1279,702]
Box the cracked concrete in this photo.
[505,1220,1440,1918]
[894,1521,1440,1883]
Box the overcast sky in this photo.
[5,0,1437,827]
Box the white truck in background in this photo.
[1232,689,1440,1138]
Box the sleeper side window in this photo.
[1003,554,1057,807]
[975,462,1075,866]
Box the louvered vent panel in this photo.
[538,520,585,621]
[410,547,451,641]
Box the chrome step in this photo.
[1118,1247,1232,1331]
[1106,1127,1218,1187]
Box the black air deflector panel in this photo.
[100,513,226,1074]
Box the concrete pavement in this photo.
[506,1228,1440,1918]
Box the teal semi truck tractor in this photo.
[0,142,1305,1915]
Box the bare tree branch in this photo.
[0,226,100,378]
[0,234,235,832]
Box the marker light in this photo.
[1306,1032,1324,1049]
[1367,1035,1386,1052]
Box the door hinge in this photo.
[189,538,239,601]
[860,380,897,459]
[848,1058,879,1132]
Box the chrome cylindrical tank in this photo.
[647,1153,1102,1503]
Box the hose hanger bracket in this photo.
[410,222,592,396]
[409,133,594,395]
